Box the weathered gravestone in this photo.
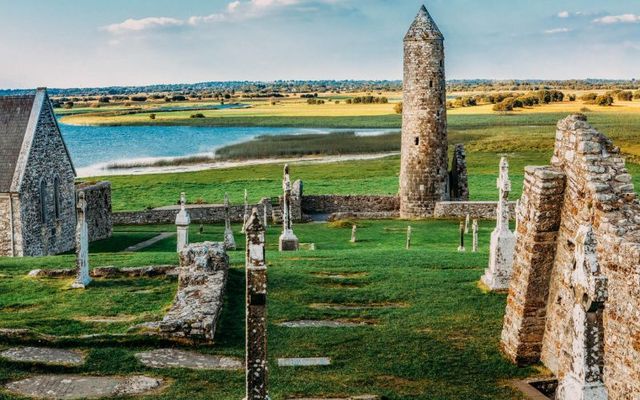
[175,192,190,252]
[351,225,357,243]
[457,221,465,252]
[71,192,91,289]
[480,157,516,290]
[472,219,479,253]
[279,164,299,251]
[245,208,269,400]
[223,193,236,250]
[241,189,249,233]
[159,242,229,341]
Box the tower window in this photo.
[40,179,48,224]
[53,176,61,219]
[414,137,419,146]
[429,80,433,88]
[440,60,443,68]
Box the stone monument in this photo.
[480,157,515,290]
[71,192,91,289]
[406,226,412,250]
[278,164,299,251]
[350,225,357,243]
[399,5,449,218]
[175,192,190,253]
[223,193,236,251]
[241,189,249,233]
[472,219,478,253]
[245,208,269,400]
[457,221,465,252]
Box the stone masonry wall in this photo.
[76,181,112,242]
[500,115,640,399]
[433,201,516,220]
[301,195,399,215]
[0,196,13,256]
[18,98,76,257]
[113,204,260,225]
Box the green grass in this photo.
[0,220,534,399]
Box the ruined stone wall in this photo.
[76,181,112,242]
[18,100,76,256]
[433,201,516,220]
[113,204,257,225]
[0,196,13,256]
[399,9,449,218]
[500,115,640,398]
[301,195,399,215]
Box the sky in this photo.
[0,0,639,88]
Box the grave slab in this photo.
[1,347,85,366]
[135,348,242,370]
[278,320,372,328]
[277,357,331,367]
[5,375,163,399]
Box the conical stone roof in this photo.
[404,5,443,41]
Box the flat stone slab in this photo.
[1,347,85,366]
[290,396,379,400]
[277,357,331,367]
[278,320,372,328]
[309,302,407,310]
[5,375,163,399]
[135,348,242,370]
[123,232,175,252]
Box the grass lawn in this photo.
[0,220,537,399]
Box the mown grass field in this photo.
[0,220,538,399]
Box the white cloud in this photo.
[103,17,184,34]
[593,14,640,24]
[557,11,570,18]
[187,13,226,25]
[544,27,571,34]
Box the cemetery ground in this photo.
[0,219,540,399]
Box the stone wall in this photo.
[433,201,516,220]
[0,196,14,256]
[301,195,399,214]
[500,115,640,398]
[159,242,229,341]
[113,204,261,225]
[18,98,76,257]
[76,181,112,242]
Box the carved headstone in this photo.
[279,164,299,251]
[245,209,269,400]
[71,192,91,289]
[481,157,516,290]
[350,225,357,243]
[457,221,465,252]
[406,226,412,250]
[175,192,190,253]
[223,193,236,250]
[464,213,470,234]
[556,225,608,400]
[472,219,478,253]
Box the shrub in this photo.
[172,95,187,101]
[581,93,598,102]
[335,101,340,104]
[190,113,206,118]
[149,113,156,120]
[130,96,148,102]
[595,95,614,106]
[568,94,576,101]
[634,91,640,100]
[394,102,403,114]
[346,99,353,104]
[307,98,317,105]
[98,96,110,103]
[617,91,633,101]
[493,97,516,112]
[63,101,74,109]
[580,107,591,112]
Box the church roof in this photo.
[404,5,443,41]
[0,89,75,193]
[0,95,36,192]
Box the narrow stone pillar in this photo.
[241,189,249,233]
[500,166,565,365]
[175,192,190,253]
[464,214,470,234]
[472,219,478,253]
[556,225,608,400]
[245,208,269,400]
[350,225,357,243]
[457,221,465,252]
[279,164,299,251]
[223,193,236,250]
[481,157,516,290]
[406,226,412,250]
[71,192,91,289]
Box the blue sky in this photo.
[0,0,639,88]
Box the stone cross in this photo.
[481,157,516,290]
[457,221,465,252]
[557,225,608,400]
[472,219,479,253]
[71,192,91,289]
[406,226,412,250]
[464,214,470,234]
[350,225,357,243]
[241,189,249,233]
[278,164,299,251]
[223,193,236,250]
[175,192,190,253]
[244,208,269,400]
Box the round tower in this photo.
[399,5,449,218]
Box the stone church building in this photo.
[0,88,77,257]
